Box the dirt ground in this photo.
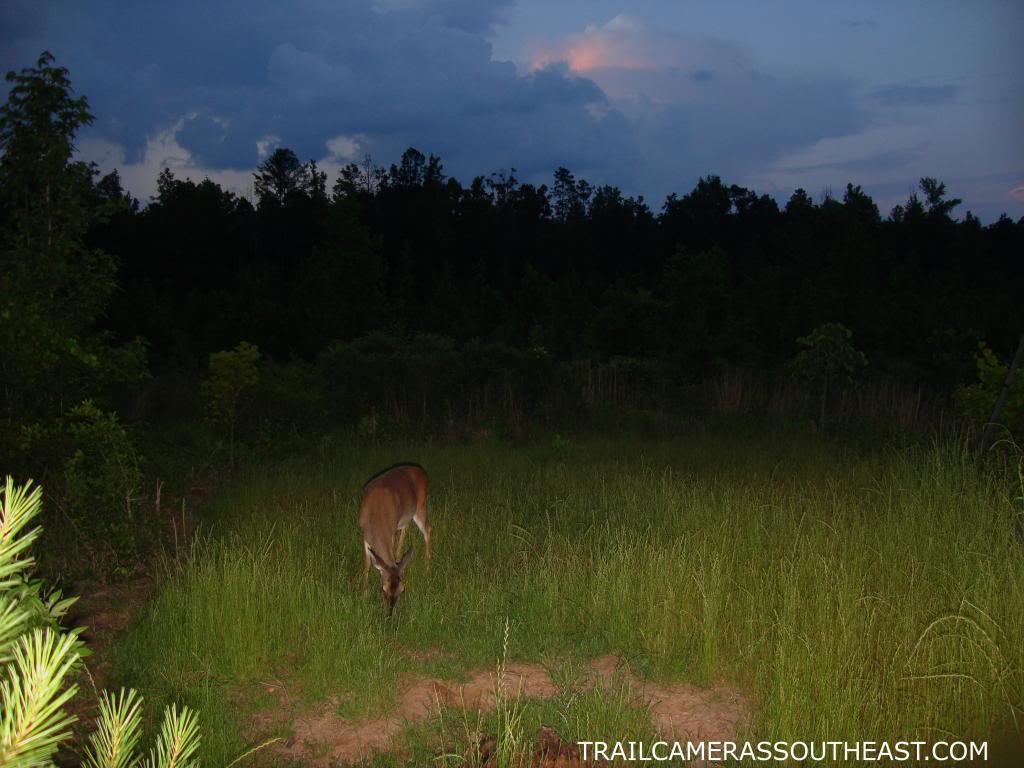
[54,577,749,767]
[256,653,750,767]
[56,577,154,765]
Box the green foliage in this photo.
[957,342,1024,436]
[0,51,146,577]
[318,332,563,433]
[203,343,261,429]
[791,322,868,426]
[202,343,261,465]
[1,627,81,767]
[0,52,143,431]
[0,477,218,767]
[18,401,143,568]
[143,704,201,768]
[590,287,665,358]
[82,688,144,768]
[61,402,142,538]
[0,478,82,766]
[0,480,80,659]
[926,328,979,387]
[247,358,325,447]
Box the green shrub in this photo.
[318,332,569,433]
[18,401,143,571]
[791,322,867,428]
[202,342,261,467]
[957,342,1024,438]
[61,402,142,545]
[247,358,325,451]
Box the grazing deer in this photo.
[359,463,431,615]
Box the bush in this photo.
[318,332,570,435]
[247,357,325,450]
[791,322,867,428]
[202,342,260,467]
[18,400,143,571]
[957,341,1024,438]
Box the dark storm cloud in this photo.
[0,2,871,204]
[175,115,230,155]
[870,83,959,107]
[393,0,515,33]
[839,19,879,29]
[0,0,624,174]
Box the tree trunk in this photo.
[976,332,1024,465]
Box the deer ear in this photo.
[396,548,413,575]
[367,547,387,573]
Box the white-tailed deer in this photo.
[359,463,431,615]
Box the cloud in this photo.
[775,145,928,174]
[256,135,279,160]
[870,84,959,107]
[325,135,364,161]
[530,14,663,73]
[1,3,874,208]
[528,14,739,81]
[523,16,866,192]
[77,120,256,203]
[372,0,513,33]
[0,2,608,176]
[175,114,229,155]
[839,19,879,29]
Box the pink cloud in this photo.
[525,16,751,105]
[530,15,662,73]
[1009,183,1024,202]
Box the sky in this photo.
[2,0,1022,221]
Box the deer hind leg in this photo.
[413,507,432,560]
[362,542,372,588]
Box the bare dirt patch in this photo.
[55,577,154,766]
[67,578,153,661]
[263,655,750,767]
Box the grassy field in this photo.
[111,429,1024,765]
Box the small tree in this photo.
[791,322,867,428]
[202,342,261,467]
[0,477,204,767]
[958,339,1024,443]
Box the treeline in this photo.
[88,145,1023,457]
[96,148,1022,389]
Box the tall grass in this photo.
[113,432,1024,764]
